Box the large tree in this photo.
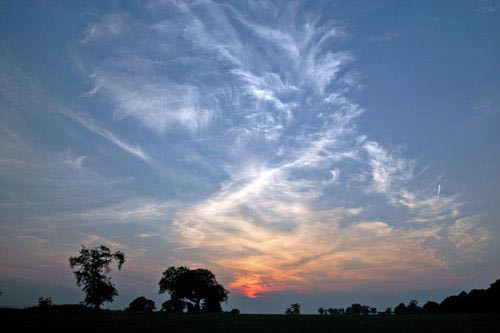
[69,244,125,309]
[159,266,228,313]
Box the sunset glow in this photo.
[0,0,498,313]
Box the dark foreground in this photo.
[1,309,499,333]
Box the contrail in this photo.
[437,184,441,198]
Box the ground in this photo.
[1,309,499,333]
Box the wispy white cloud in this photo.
[447,215,489,257]
[87,69,216,134]
[81,13,127,43]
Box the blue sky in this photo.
[0,0,499,313]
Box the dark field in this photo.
[1,309,499,333]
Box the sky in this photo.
[0,0,499,314]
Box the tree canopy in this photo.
[126,296,156,312]
[68,245,125,309]
[285,303,301,315]
[159,266,228,313]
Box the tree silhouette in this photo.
[68,244,125,309]
[126,296,156,312]
[159,266,228,313]
[346,303,371,315]
[394,302,407,314]
[285,303,300,315]
[422,301,440,314]
[406,300,422,314]
[38,297,52,308]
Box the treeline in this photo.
[316,278,500,315]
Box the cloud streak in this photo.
[61,109,153,163]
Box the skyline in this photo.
[0,0,499,313]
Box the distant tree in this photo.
[488,279,500,313]
[159,266,228,313]
[394,302,407,315]
[369,307,377,315]
[285,303,300,315]
[350,303,362,315]
[230,308,240,314]
[349,303,370,315]
[406,300,422,314]
[126,296,156,312]
[437,280,500,314]
[345,306,355,315]
[38,297,53,308]
[422,301,440,314]
[68,244,125,309]
[318,307,325,315]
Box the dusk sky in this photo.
[0,0,499,313]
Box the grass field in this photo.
[1,309,499,333]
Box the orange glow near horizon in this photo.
[228,274,279,298]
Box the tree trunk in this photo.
[194,299,200,314]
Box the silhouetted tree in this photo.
[393,279,500,314]
[394,302,407,314]
[406,300,422,314]
[285,303,300,315]
[38,297,52,308]
[126,296,155,312]
[230,308,240,314]
[440,293,467,313]
[369,307,377,315]
[159,266,228,313]
[326,307,345,315]
[422,301,440,314]
[68,244,125,309]
[318,307,325,315]
[488,279,500,313]
[347,303,371,315]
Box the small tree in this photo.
[318,307,325,315]
[406,299,422,314]
[285,303,300,315]
[69,244,125,309]
[38,297,53,308]
[126,296,156,312]
[394,302,407,315]
[422,301,440,314]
